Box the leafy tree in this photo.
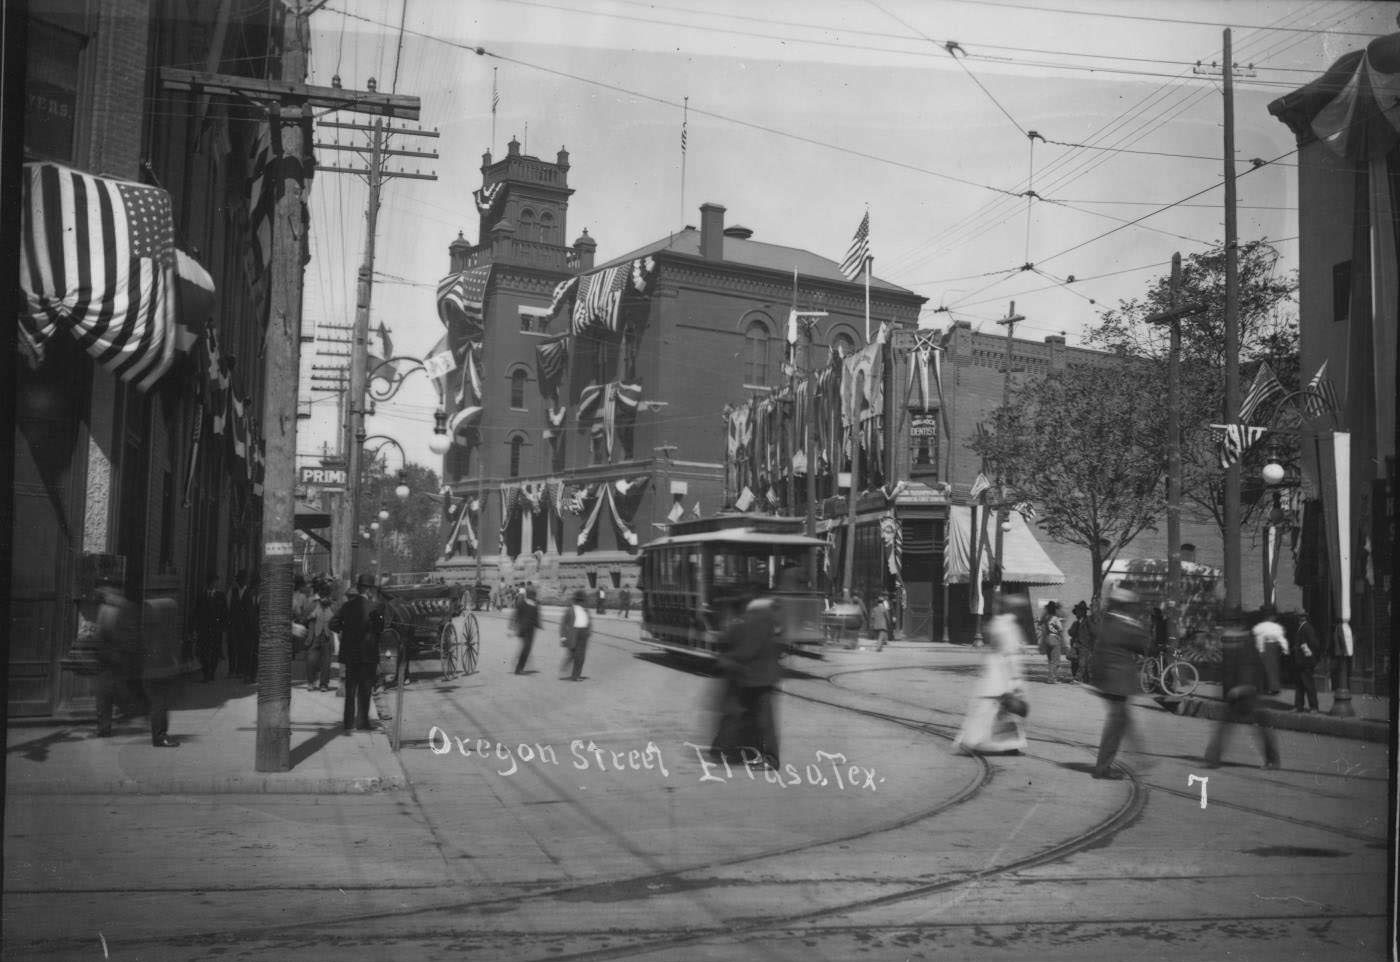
[1086,239,1301,532]
[971,360,1168,604]
[358,458,444,577]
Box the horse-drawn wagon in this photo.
[376,581,480,685]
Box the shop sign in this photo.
[910,414,938,437]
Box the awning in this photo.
[944,505,1064,586]
[20,162,177,391]
[295,501,331,530]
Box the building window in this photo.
[831,332,855,364]
[520,313,533,333]
[540,211,555,244]
[1333,261,1351,323]
[510,368,527,408]
[909,413,939,482]
[509,435,525,477]
[745,320,769,386]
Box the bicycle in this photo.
[1138,648,1200,697]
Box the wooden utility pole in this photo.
[1221,29,1243,612]
[991,301,1024,615]
[1147,253,1204,647]
[160,2,420,773]
[317,119,438,582]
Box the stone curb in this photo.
[6,772,408,796]
[1160,695,1390,743]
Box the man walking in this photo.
[1205,609,1281,770]
[869,593,892,651]
[1251,608,1288,695]
[192,575,228,683]
[92,576,138,739]
[618,585,632,618]
[331,574,384,733]
[1091,588,1150,780]
[715,587,784,768]
[560,589,592,681]
[1292,610,1321,713]
[512,584,541,674]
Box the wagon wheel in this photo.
[462,614,480,675]
[437,621,459,680]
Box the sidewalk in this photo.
[826,639,1392,743]
[4,673,406,795]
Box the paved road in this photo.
[4,612,1390,961]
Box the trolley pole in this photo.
[992,301,1024,614]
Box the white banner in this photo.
[424,349,457,380]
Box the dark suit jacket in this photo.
[1294,620,1321,668]
[193,590,229,641]
[559,605,591,650]
[721,598,783,688]
[331,594,384,665]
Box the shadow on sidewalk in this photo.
[290,725,349,769]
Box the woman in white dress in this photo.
[954,600,1029,755]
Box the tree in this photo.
[358,459,443,577]
[971,360,1168,605]
[1086,239,1301,532]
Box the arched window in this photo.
[509,368,527,409]
[830,332,856,364]
[540,210,555,244]
[745,320,769,386]
[508,435,525,478]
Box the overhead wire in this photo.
[937,0,1387,36]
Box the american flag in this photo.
[569,257,656,335]
[969,472,992,501]
[20,162,177,391]
[1238,361,1285,424]
[244,125,274,323]
[839,211,871,282]
[1013,501,1037,522]
[1302,360,1340,418]
[437,265,492,339]
[1216,423,1268,469]
[689,501,702,519]
[535,336,570,401]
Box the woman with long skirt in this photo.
[954,599,1029,756]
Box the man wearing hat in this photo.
[330,574,385,733]
[1090,587,1151,779]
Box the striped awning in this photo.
[944,505,1064,586]
[19,162,178,391]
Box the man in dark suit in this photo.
[192,575,229,682]
[714,588,785,768]
[1205,608,1280,770]
[331,573,384,733]
[1292,611,1321,713]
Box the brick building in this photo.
[723,318,1298,645]
[9,0,277,716]
[1268,29,1396,694]
[431,148,924,599]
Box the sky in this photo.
[295,0,1399,472]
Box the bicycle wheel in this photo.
[1138,658,1159,695]
[438,622,458,679]
[1162,660,1199,697]
[462,614,480,675]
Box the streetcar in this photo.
[638,513,827,659]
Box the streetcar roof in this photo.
[645,530,826,549]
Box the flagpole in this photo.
[491,67,497,153]
[863,257,871,343]
[680,97,689,229]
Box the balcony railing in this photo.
[457,237,581,273]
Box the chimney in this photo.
[699,202,725,260]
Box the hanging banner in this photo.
[1317,430,1352,654]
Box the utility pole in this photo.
[1196,33,1252,612]
[318,116,438,583]
[160,3,421,774]
[992,301,1024,614]
[1147,254,1204,647]
[1222,29,1242,613]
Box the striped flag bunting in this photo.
[535,336,570,400]
[969,472,992,501]
[244,125,274,323]
[1013,501,1037,522]
[1238,361,1285,424]
[437,265,492,339]
[1302,360,1340,418]
[567,257,657,335]
[839,211,871,282]
[1215,423,1269,469]
[20,162,177,391]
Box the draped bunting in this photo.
[437,265,492,448]
[573,476,651,553]
[881,515,902,577]
[548,256,658,335]
[442,492,478,559]
[905,330,948,438]
[20,162,178,391]
[535,336,570,400]
[577,379,642,461]
[473,182,505,218]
